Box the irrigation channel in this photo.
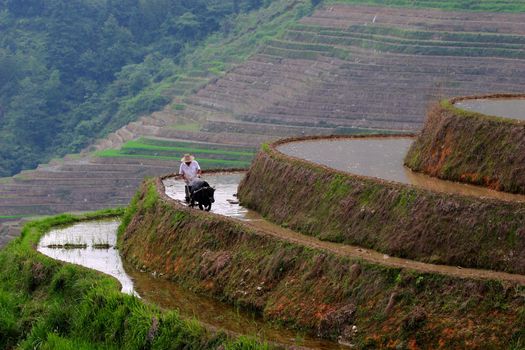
[36,97,525,347]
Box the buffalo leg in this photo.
[184,185,191,203]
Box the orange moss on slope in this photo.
[405,94,525,194]
[119,179,525,348]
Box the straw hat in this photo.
[181,154,195,162]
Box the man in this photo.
[179,154,201,202]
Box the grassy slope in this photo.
[237,140,525,274]
[404,98,525,194]
[119,179,525,348]
[146,0,314,101]
[0,210,270,349]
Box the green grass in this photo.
[138,138,256,152]
[328,0,525,12]
[0,210,272,349]
[0,214,30,219]
[121,140,255,157]
[95,138,256,169]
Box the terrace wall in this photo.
[405,94,525,194]
[119,178,525,348]
[237,136,525,274]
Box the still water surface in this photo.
[278,137,525,202]
[455,98,525,120]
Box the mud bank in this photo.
[237,136,525,275]
[405,94,525,194]
[120,179,525,348]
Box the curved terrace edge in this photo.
[238,135,525,274]
[405,93,525,194]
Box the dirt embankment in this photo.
[120,179,525,348]
[404,94,525,194]
[237,139,525,275]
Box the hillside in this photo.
[0,0,281,177]
[2,1,525,246]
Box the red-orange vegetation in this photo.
[407,338,419,350]
[460,173,480,182]
[483,176,501,191]
[172,256,184,273]
[202,280,214,290]
[427,134,453,175]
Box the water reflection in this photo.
[37,216,347,349]
[38,219,135,294]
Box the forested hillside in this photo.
[0,0,276,177]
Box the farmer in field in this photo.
[179,154,201,203]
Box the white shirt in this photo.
[179,161,200,183]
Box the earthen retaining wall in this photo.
[238,134,525,274]
[405,93,525,194]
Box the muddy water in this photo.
[455,98,525,120]
[277,138,525,202]
[163,173,257,221]
[37,216,347,348]
[126,265,348,349]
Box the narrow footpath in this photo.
[164,173,525,285]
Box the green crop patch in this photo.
[94,138,256,169]
[0,215,29,219]
[138,138,256,153]
[284,29,525,59]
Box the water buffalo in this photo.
[189,179,215,211]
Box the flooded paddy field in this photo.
[38,219,135,294]
[278,137,525,202]
[163,173,253,220]
[454,97,525,120]
[37,179,348,349]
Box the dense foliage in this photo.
[0,0,274,177]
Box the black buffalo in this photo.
[188,179,215,211]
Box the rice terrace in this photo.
[1,0,525,349]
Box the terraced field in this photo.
[183,5,525,132]
[95,138,257,169]
[2,3,525,247]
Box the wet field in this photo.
[277,137,525,202]
[454,97,525,120]
[38,219,135,294]
[163,173,253,220]
[36,132,525,347]
[37,181,349,350]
